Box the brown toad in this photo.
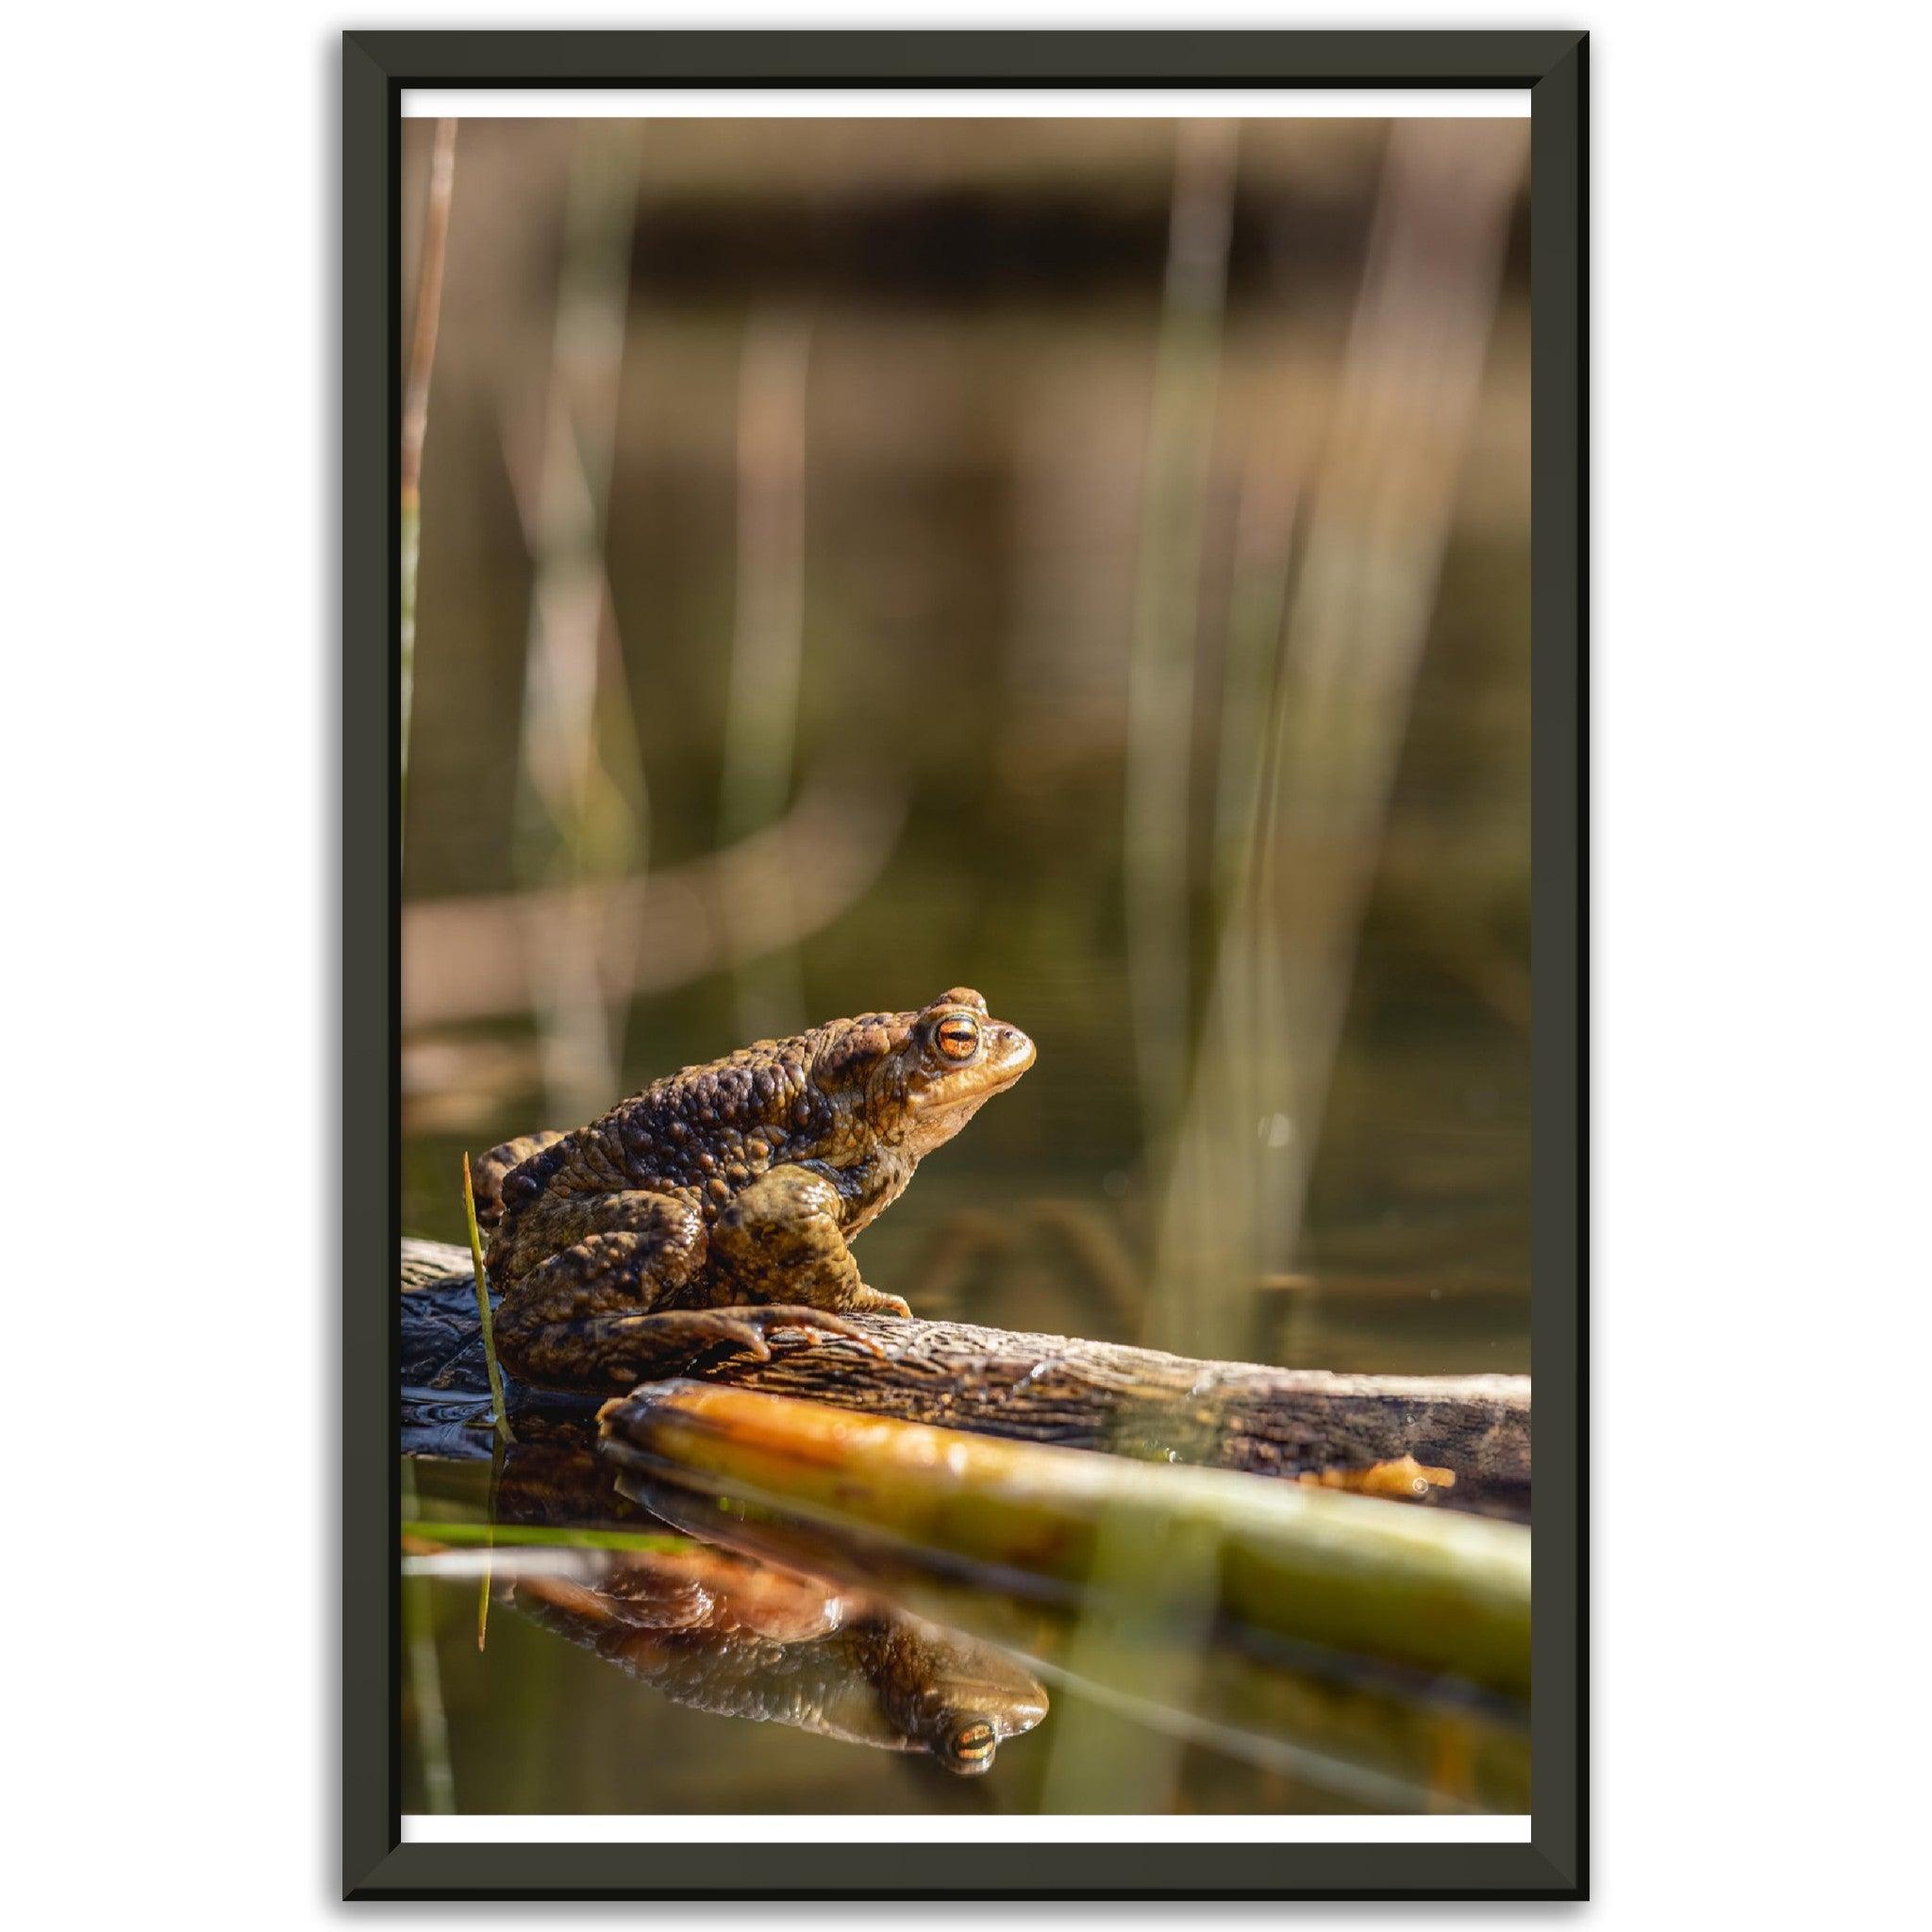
[473,989,1035,1391]
[508,1543,1048,1774]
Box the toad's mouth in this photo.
[979,1024,1036,1090]
[933,1022,1035,1107]
[894,1022,1036,1153]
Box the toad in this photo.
[507,1543,1049,1774]
[473,990,1035,1391]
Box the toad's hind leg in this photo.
[491,1189,885,1391]
[492,1191,708,1391]
[708,1165,911,1318]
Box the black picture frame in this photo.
[345,27,1587,1900]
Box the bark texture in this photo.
[401,1238,1528,1516]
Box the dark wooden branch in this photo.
[400,1239,1529,1516]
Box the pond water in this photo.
[399,1449,1526,1818]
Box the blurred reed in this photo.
[503,122,650,1125]
[1123,118,1239,1149]
[400,1464,456,1812]
[404,154,903,1068]
[718,308,815,1044]
[1146,117,1530,1367]
[1054,116,1529,1812]
[1048,122,1250,1813]
[399,116,456,837]
[1212,425,1303,923]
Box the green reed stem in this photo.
[460,1153,515,1445]
[403,1520,696,1555]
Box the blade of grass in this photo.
[458,1156,511,1644]
[459,1153,514,1445]
[476,1432,504,1652]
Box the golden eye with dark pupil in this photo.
[946,1721,997,1769]
[935,1015,979,1060]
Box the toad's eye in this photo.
[944,1720,997,1773]
[935,1014,980,1060]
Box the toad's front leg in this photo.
[707,1165,911,1318]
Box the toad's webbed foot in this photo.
[695,1303,890,1361]
[566,1304,888,1390]
[844,1285,911,1318]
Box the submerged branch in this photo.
[599,1379,1532,1702]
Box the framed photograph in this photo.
[346,27,1585,1900]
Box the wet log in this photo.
[400,1238,1529,1516]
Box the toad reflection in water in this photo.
[476,1541,1049,1775]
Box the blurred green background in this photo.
[399,110,1532,1820]
[401,111,1530,1382]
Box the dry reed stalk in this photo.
[399,116,457,827]
[1123,119,1240,1150]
